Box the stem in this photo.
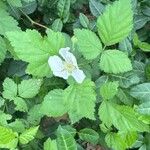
[102,45,107,51]
[19,9,49,30]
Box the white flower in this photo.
[48,47,86,83]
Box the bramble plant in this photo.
[0,0,150,150]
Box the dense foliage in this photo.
[0,0,150,149]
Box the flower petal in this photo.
[59,47,78,67]
[48,55,69,79]
[72,69,86,83]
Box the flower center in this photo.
[64,62,75,73]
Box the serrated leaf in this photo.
[18,79,41,98]
[7,0,22,7]
[105,131,137,150]
[74,29,102,60]
[41,89,67,117]
[111,72,140,88]
[97,0,133,45]
[100,81,119,100]
[99,101,149,132]
[19,126,39,144]
[57,126,77,150]
[0,9,20,36]
[0,111,12,126]
[44,138,58,150]
[13,97,28,112]
[27,104,43,125]
[0,97,4,108]
[61,125,76,137]
[133,34,150,52]
[57,0,70,22]
[89,0,105,17]
[64,80,96,123]
[2,78,17,100]
[0,37,7,64]
[134,15,149,30]
[0,126,18,149]
[79,13,89,28]
[79,128,99,145]
[116,89,133,106]
[130,83,150,102]
[8,119,25,133]
[52,19,63,32]
[100,50,132,74]
[6,29,65,77]
[137,102,150,115]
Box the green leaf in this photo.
[6,29,65,77]
[74,29,102,60]
[57,126,77,150]
[2,78,17,100]
[119,38,132,54]
[79,13,89,28]
[0,126,18,149]
[8,119,25,133]
[111,72,140,88]
[57,0,70,22]
[0,97,4,108]
[41,89,67,117]
[100,81,119,100]
[78,128,99,145]
[44,138,58,150]
[134,15,149,30]
[133,34,150,52]
[64,80,96,123]
[0,111,12,126]
[19,126,39,144]
[89,0,105,17]
[0,37,7,64]
[7,0,22,7]
[13,97,28,112]
[27,104,43,125]
[97,0,133,45]
[130,83,150,102]
[52,19,63,32]
[137,102,150,115]
[99,101,149,132]
[0,9,20,36]
[116,89,133,106]
[61,125,76,137]
[105,131,137,150]
[18,79,41,98]
[100,50,132,74]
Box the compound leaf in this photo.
[6,29,65,77]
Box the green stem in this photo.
[102,45,107,51]
[19,9,49,29]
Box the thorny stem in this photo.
[19,9,49,30]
